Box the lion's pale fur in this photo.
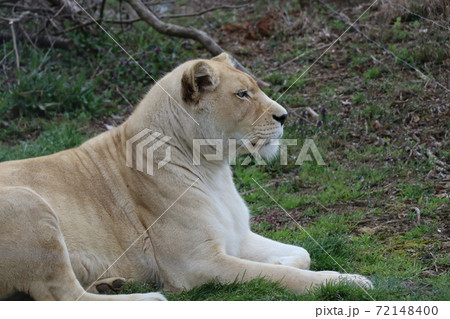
[0,54,372,300]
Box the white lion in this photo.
[0,53,372,300]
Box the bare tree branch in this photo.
[161,4,250,19]
[124,0,269,88]
[99,0,107,21]
[9,21,20,70]
[45,0,81,16]
[52,19,96,35]
[0,31,75,50]
[0,3,54,13]
[52,4,249,27]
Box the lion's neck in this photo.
[123,88,231,181]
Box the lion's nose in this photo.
[272,113,287,126]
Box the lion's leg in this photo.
[172,248,372,294]
[0,187,165,301]
[240,232,311,269]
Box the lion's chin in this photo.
[259,144,279,161]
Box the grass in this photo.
[0,121,88,161]
[0,1,448,301]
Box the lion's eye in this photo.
[236,90,249,99]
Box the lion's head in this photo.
[178,53,288,160]
[131,53,287,162]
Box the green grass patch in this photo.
[0,121,89,161]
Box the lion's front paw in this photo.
[93,277,128,294]
[339,274,373,289]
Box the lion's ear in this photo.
[211,52,234,67]
[181,61,219,104]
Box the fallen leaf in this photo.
[373,120,381,130]
[357,227,379,235]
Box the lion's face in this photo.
[181,53,287,160]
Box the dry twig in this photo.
[9,21,20,70]
[161,4,249,19]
